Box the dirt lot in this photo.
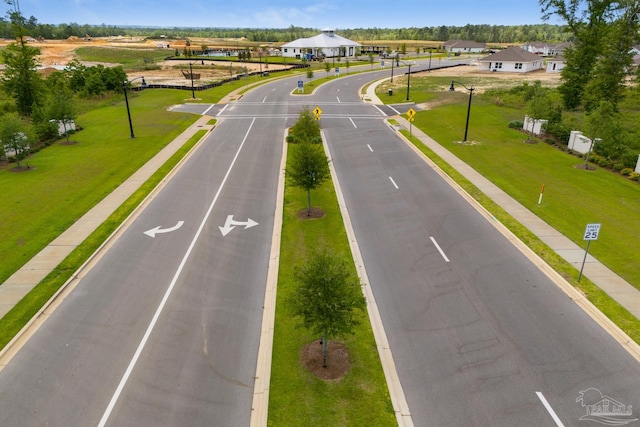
[0,37,561,87]
[0,36,287,86]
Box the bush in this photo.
[613,163,625,172]
[630,172,640,181]
[508,120,524,129]
[620,168,634,176]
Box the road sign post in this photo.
[297,80,303,93]
[313,106,322,121]
[579,223,601,281]
[406,108,416,137]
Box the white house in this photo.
[280,29,361,59]
[442,40,486,54]
[477,46,544,73]
[546,56,566,73]
[522,42,554,56]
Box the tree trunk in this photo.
[307,189,311,217]
[322,333,328,368]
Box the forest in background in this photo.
[0,19,572,44]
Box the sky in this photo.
[12,0,562,29]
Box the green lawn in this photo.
[268,144,395,426]
[74,46,171,69]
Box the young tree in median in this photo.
[286,141,330,216]
[289,248,366,368]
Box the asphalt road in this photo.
[315,70,640,425]
[0,103,286,424]
[1,60,639,427]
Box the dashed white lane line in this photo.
[430,236,450,263]
[536,392,565,427]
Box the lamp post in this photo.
[449,80,475,142]
[428,48,432,72]
[390,53,395,82]
[122,76,146,139]
[405,63,412,101]
[189,62,195,99]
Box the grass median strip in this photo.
[0,130,208,350]
[267,142,395,426]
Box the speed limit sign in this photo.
[583,223,601,240]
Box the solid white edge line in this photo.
[323,131,414,427]
[97,118,257,427]
[429,236,450,263]
[248,130,287,427]
[389,176,399,189]
[372,104,387,116]
[349,117,357,129]
[536,392,565,427]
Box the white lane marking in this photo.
[372,104,387,116]
[202,104,215,116]
[337,96,341,103]
[349,118,357,128]
[430,237,450,263]
[216,103,229,117]
[262,96,267,103]
[98,119,257,427]
[389,176,399,189]
[536,392,565,427]
[389,105,401,115]
[367,144,373,152]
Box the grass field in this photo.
[75,46,171,69]
[267,143,395,426]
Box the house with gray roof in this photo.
[280,29,361,59]
[443,39,486,54]
[477,46,544,73]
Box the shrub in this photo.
[508,120,524,129]
[630,172,640,181]
[613,163,625,172]
[620,168,633,176]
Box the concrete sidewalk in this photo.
[0,115,214,319]
[364,80,640,320]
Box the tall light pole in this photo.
[122,76,146,139]
[428,47,432,72]
[449,80,475,142]
[189,62,195,99]
[405,63,413,101]
[390,53,395,82]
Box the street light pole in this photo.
[428,48,432,72]
[189,62,195,99]
[449,80,475,142]
[122,76,146,139]
[405,63,412,101]
[390,54,395,82]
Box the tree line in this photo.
[0,18,574,44]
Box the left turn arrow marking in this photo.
[144,221,185,238]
